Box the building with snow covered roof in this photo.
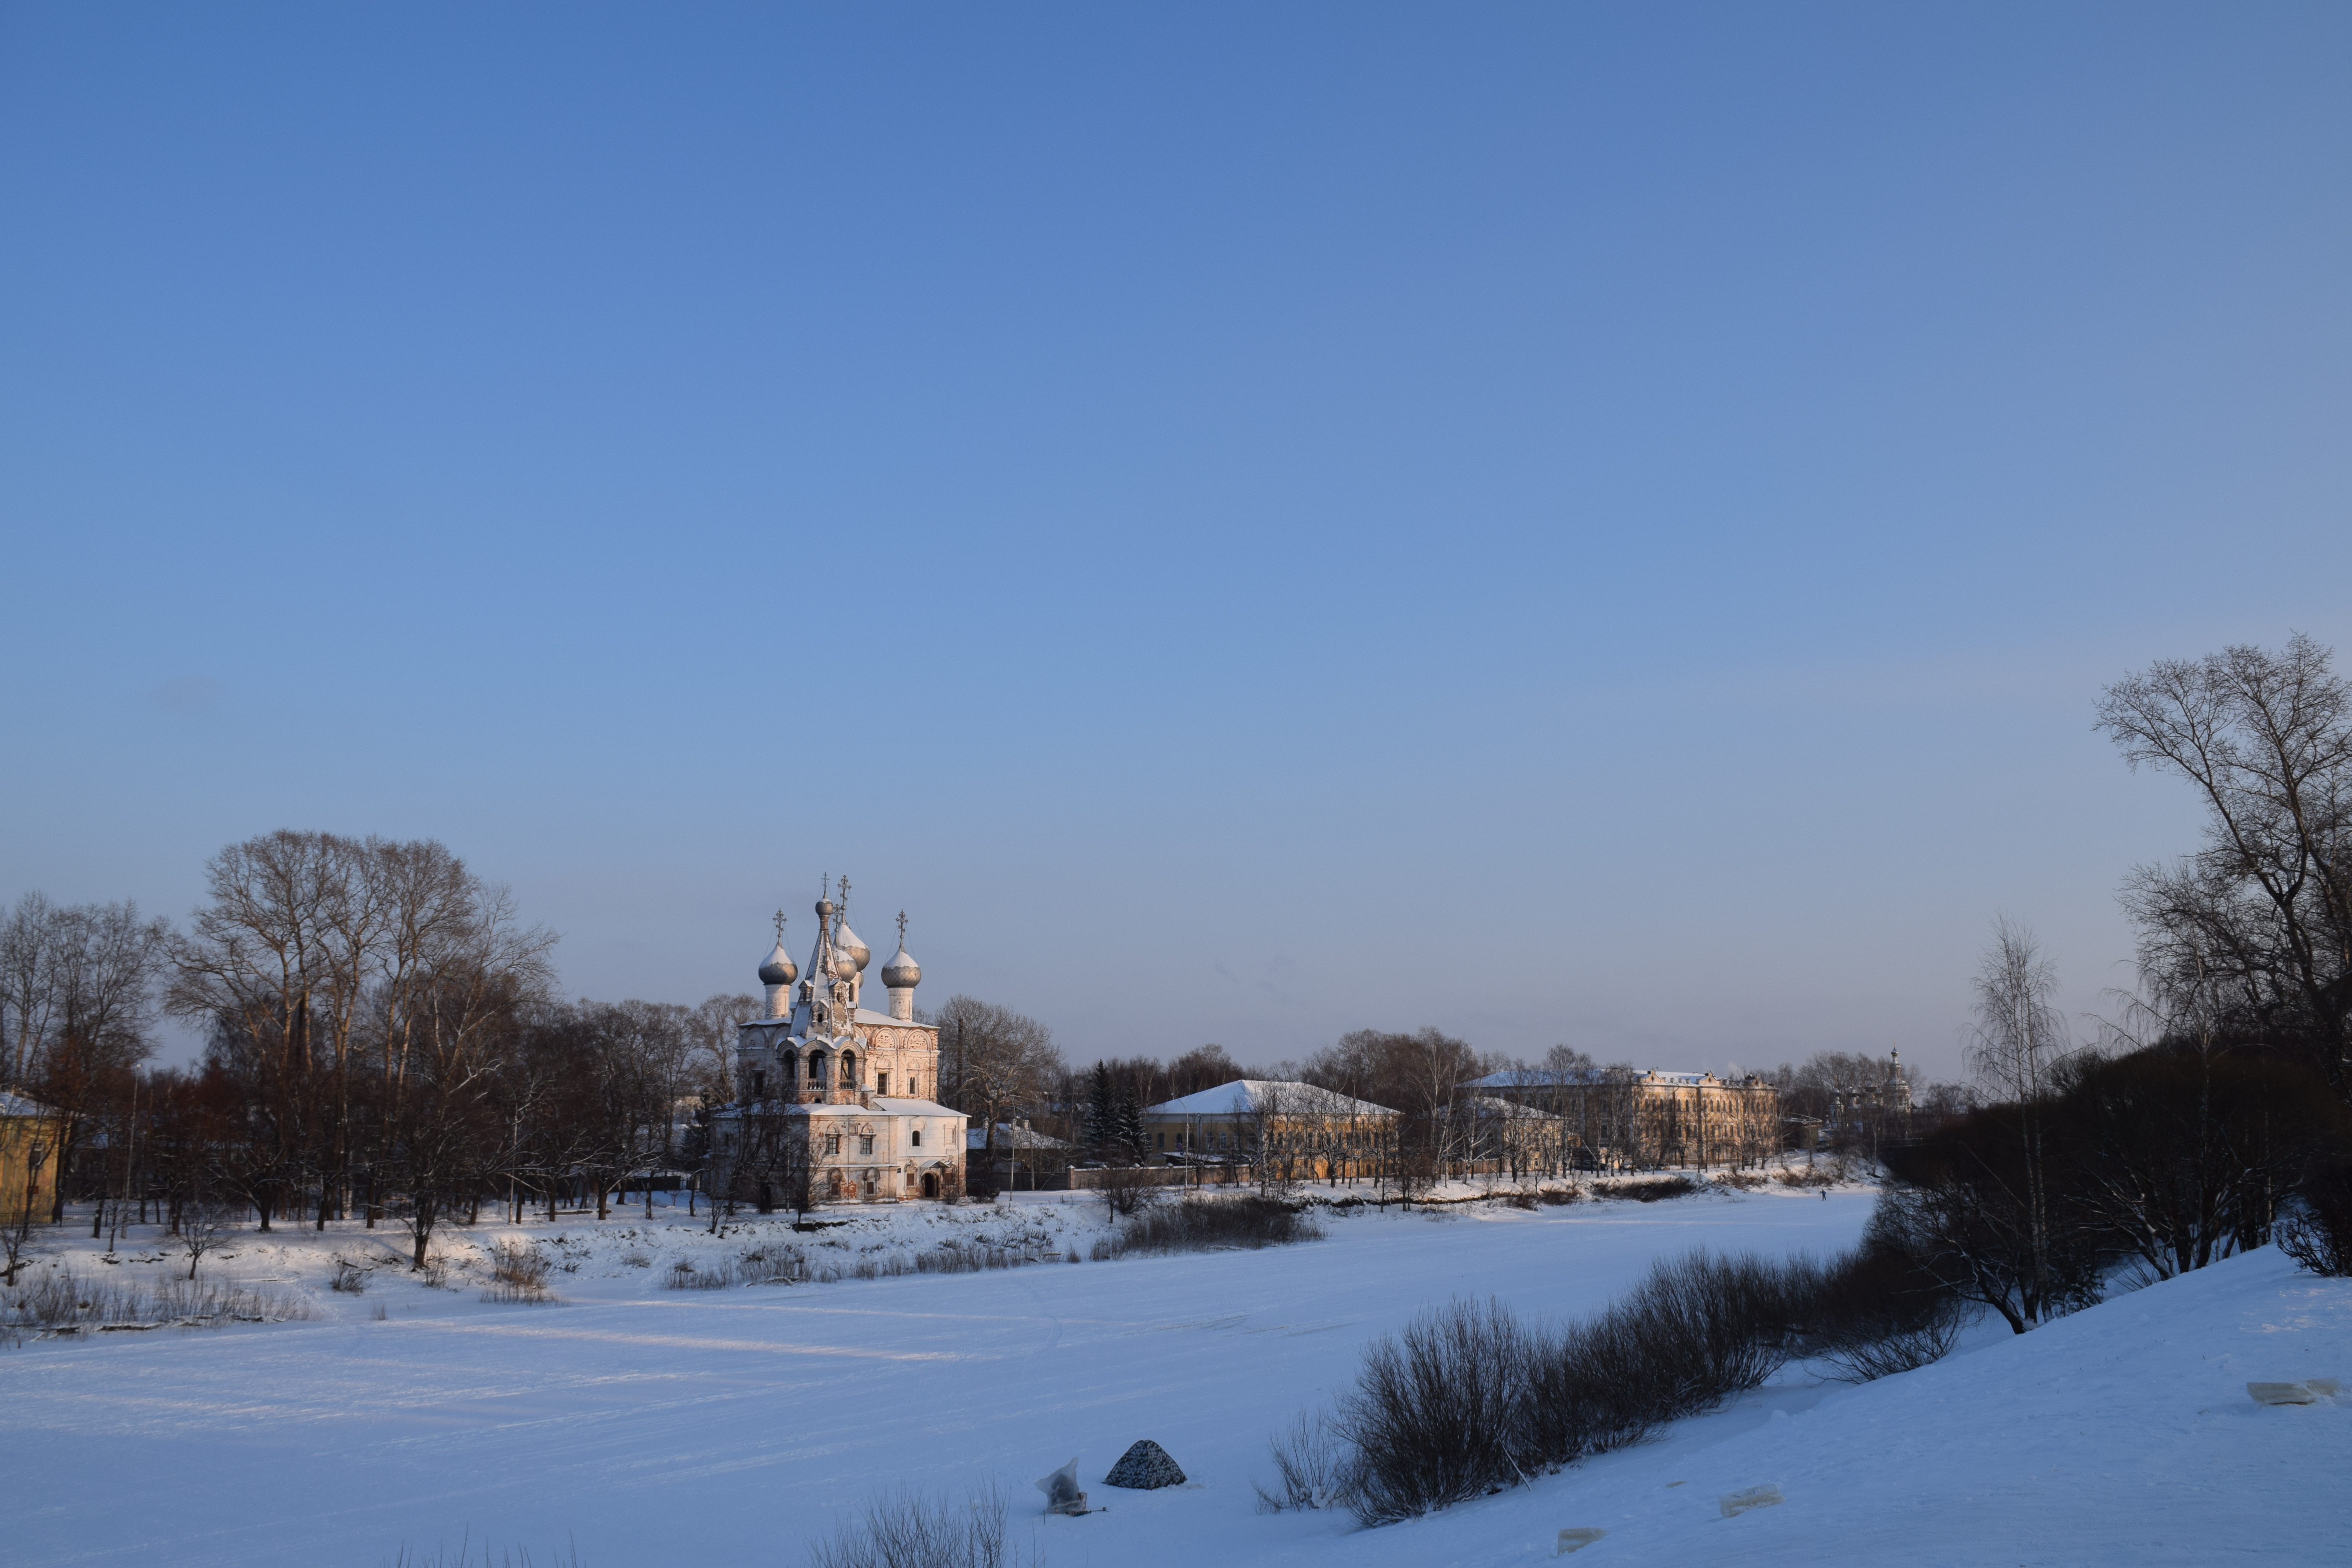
[1462,1066,1778,1170]
[1142,1079,1398,1176]
[964,1121,1070,1154]
[707,882,966,1206]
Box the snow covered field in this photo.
[4,1185,2348,1566]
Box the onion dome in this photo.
[835,922,871,972]
[881,941,920,990]
[757,941,798,987]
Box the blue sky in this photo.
[4,4,2347,1080]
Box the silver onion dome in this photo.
[835,922,871,973]
[881,942,920,990]
[757,941,798,987]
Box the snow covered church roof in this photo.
[1143,1079,1399,1120]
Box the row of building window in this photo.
[748,1059,927,1101]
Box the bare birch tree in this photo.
[1964,918,2072,1323]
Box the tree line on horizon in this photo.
[5,637,2350,1276]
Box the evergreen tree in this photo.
[1115,1092,1147,1166]
[1085,1063,1116,1163]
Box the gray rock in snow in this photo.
[1104,1439,1187,1490]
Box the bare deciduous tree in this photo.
[2098,634,2352,1100]
[933,995,1060,1160]
[1961,918,2073,1326]
[2,893,169,1222]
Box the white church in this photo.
[709,881,966,1205]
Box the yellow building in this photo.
[1,1090,67,1227]
[1466,1067,1780,1171]
[1142,1079,1400,1179]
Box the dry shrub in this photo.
[664,1245,813,1291]
[1593,1176,1699,1203]
[2280,1161,2352,1278]
[1806,1236,1965,1382]
[1335,1297,1538,1523]
[1616,1250,1814,1401]
[667,1234,1063,1292]
[381,1537,581,1568]
[481,1241,554,1305]
[1254,1410,1359,1514]
[330,1259,369,1294]
[1773,1163,1841,1188]
[1312,1244,1962,1524]
[665,1257,726,1291]
[1118,1196,1322,1256]
[1535,1186,1581,1207]
[3,1266,311,1341]
[806,1483,1027,1568]
[1096,1165,1161,1218]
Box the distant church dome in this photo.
[758,941,797,987]
[881,942,921,990]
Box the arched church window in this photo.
[840,1052,858,1088]
[752,1070,766,1097]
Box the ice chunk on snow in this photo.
[1720,1484,1785,1517]
[2248,1382,2321,1406]
[1556,1526,1608,1553]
